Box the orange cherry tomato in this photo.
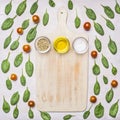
[17,27,23,35]
[28,100,35,107]
[90,96,97,103]
[84,22,91,31]
[23,44,31,53]
[111,80,118,88]
[10,74,17,81]
[91,50,97,58]
[32,15,40,24]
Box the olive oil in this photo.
[53,36,70,54]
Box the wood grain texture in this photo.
[35,8,88,111]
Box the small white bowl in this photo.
[35,36,51,54]
[72,37,88,54]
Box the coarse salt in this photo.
[73,37,88,54]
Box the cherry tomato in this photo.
[23,44,31,53]
[90,96,97,103]
[91,50,97,58]
[28,100,35,107]
[10,74,17,81]
[17,27,23,35]
[111,80,118,88]
[32,15,40,24]
[84,22,91,31]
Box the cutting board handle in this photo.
[57,8,68,30]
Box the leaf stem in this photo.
[46,8,47,13]
[13,15,17,19]
[117,99,119,103]
[35,24,38,28]
[7,52,10,60]
[10,29,14,36]
[94,60,96,64]
[88,104,93,111]
[111,63,114,67]
[96,76,98,81]
[101,15,106,20]
[109,35,111,40]
[10,0,13,3]
[84,6,87,9]
[101,4,104,8]
[76,9,78,16]
[3,96,5,101]
[17,36,20,41]
[28,54,30,61]
[22,68,23,75]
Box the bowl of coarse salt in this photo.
[72,37,88,54]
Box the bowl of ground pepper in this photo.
[35,36,51,53]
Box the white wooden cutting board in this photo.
[35,8,88,111]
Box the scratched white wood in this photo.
[35,8,88,111]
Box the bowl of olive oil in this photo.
[53,36,70,54]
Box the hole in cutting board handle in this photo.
[61,11,63,14]
[57,8,68,27]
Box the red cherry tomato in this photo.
[84,22,91,31]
